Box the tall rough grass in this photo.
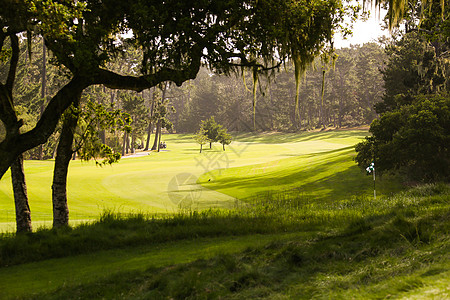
[23,183,450,300]
[0,184,448,268]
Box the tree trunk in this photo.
[11,154,32,233]
[126,132,130,154]
[151,120,161,150]
[200,144,202,153]
[131,134,136,154]
[209,142,212,149]
[157,126,162,152]
[144,88,156,151]
[0,34,32,233]
[144,122,152,151]
[51,95,81,227]
[38,41,47,160]
[338,77,344,128]
[99,129,106,145]
[122,131,127,156]
[320,69,326,130]
[52,138,58,159]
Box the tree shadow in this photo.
[200,148,400,202]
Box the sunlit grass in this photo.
[0,130,372,230]
[0,183,447,299]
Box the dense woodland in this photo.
[1,39,386,157]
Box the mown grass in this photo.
[198,146,402,203]
[0,183,448,299]
[0,130,372,229]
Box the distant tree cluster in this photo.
[171,43,386,133]
[195,117,232,153]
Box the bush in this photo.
[355,94,450,182]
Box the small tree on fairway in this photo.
[196,117,232,151]
[195,128,209,153]
[201,117,221,149]
[218,129,232,151]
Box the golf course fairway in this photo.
[0,130,401,231]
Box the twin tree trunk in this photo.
[151,120,161,151]
[144,88,155,151]
[51,94,81,227]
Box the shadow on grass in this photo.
[201,147,401,202]
[233,130,368,144]
[26,200,449,300]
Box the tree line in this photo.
[355,0,450,182]
[168,42,386,133]
[1,39,388,158]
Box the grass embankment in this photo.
[0,183,448,299]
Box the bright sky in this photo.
[334,7,390,48]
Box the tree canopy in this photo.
[0,0,354,179]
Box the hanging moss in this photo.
[252,66,258,131]
[292,51,311,130]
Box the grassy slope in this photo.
[0,232,305,299]
[199,134,400,202]
[0,130,399,231]
[0,184,448,299]
[0,130,448,299]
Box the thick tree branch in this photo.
[95,52,202,91]
[0,85,21,133]
[228,60,284,72]
[0,76,89,179]
[0,34,21,136]
[0,47,201,179]
[407,28,434,35]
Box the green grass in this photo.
[2,129,446,298]
[198,147,400,202]
[1,129,398,231]
[0,232,307,299]
[0,183,448,299]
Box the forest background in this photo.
[0,40,386,157]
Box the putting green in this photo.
[0,130,396,231]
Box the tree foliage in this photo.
[195,116,232,151]
[195,127,209,153]
[355,2,450,182]
[377,32,447,114]
[175,43,386,132]
[1,0,354,178]
[74,99,129,166]
[218,129,232,151]
[355,94,449,181]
